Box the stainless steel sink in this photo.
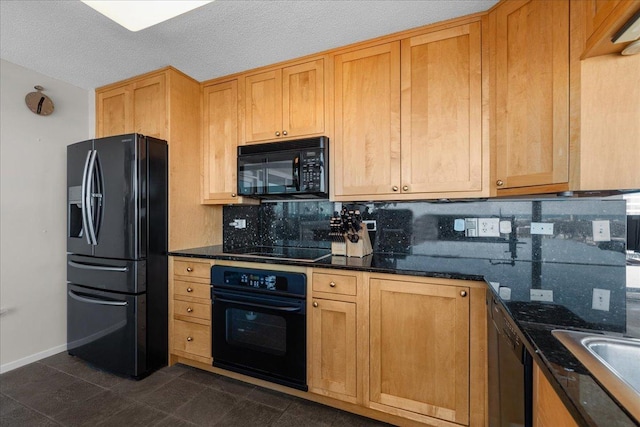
[552,330,640,422]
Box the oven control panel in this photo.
[211,266,306,297]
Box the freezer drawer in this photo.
[67,283,146,377]
[67,254,146,294]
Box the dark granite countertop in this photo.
[169,245,638,427]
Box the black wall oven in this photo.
[211,266,307,391]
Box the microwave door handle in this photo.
[293,155,301,191]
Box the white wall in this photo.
[0,59,94,372]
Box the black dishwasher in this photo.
[488,294,533,427]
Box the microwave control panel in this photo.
[301,150,325,192]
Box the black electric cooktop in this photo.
[222,246,332,262]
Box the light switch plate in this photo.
[531,222,554,235]
[499,220,512,234]
[592,220,611,242]
[530,289,554,302]
[465,218,478,237]
[592,288,610,311]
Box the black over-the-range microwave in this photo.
[237,136,329,199]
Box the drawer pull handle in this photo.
[313,302,318,308]
[187,336,193,342]
[187,287,193,293]
[187,307,193,313]
[329,281,336,288]
[460,290,467,297]
[186,267,193,272]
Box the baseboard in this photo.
[0,343,67,374]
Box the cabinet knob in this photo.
[187,307,193,313]
[313,302,318,307]
[187,336,193,342]
[186,287,193,293]
[275,131,281,137]
[186,267,193,272]
[402,185,409,192]
[282,130,288,136]
[496,180,504,187]
[460,290,467,297]
[392,186,399,192]
[329,281,336,288]
[231,193,236,197]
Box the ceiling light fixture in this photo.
[81,1,213,32]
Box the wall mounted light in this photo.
[81,1,213,32]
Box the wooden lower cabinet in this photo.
[533,363,578,427]
[170,257,213,365]
[309,270,362,404]
[368,274,486,426]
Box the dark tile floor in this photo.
[0,353,392,426]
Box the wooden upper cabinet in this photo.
[369,277,470,425]
[582,0,640,58]
[131,74,166,139]
[243,58,325,143]
[401,22,484,195]
[333,42,401,198]
[96,85,132,137]
[96,73,167,140]
[493,0,570,192]
[202,80,249,204]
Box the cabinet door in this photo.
[533,363,578,427]
[334,42,401,198]
[96,85,132,138]
[202,80,244,203]
[369,278,470,425]
[244,69,282,143]
[310,298,357,402]
[494,0,569,190]
[401,23,483,194]
[132,74,167,140]
[282,59,325,138]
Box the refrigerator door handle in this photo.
[85,149,98,245]
[80,150,92,245]
[68,290,128,307]
[68,260,129,272]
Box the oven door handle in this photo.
[212,296,302,313]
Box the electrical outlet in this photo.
[499,220,512,234]
[592,288,610,311]
[530,289,554,302]
[362,220,377,231]
[499,287,511,300]
[478,218,501,237]
[592,220,611,242]
[531,222,554,235]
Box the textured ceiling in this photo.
[0,0,498,90]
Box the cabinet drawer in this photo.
[174,280,211,300]
[174,260,210,279]
[174,299,211,322]
[313,272,357,296]
[172,320,211,358]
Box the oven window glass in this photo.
[225,308,287,355]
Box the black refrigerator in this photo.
[66,133,167,378]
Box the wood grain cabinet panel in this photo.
[533,363,579,427]
[310,298,357,401]
[131,74,166,139]
[172,319,211,359]
[174,260,211,279]
[582,0,640,58]
[333,42,401,198]
[334,21,487,201]
[401,22,483,195]
[96,85,132,137]
[243,58,325,144]
[493,0,570,191]
[202,80,254,204]
[369,277,470,425]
